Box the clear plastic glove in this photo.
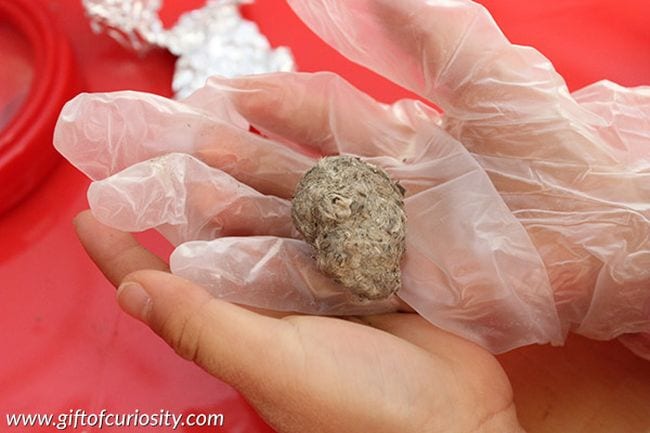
[55,71,560,353]
[54,0,650,355]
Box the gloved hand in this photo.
[55,71,560,353]
[54,0,649,355]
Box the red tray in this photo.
[0,1,648,432]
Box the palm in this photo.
[254,313,516,433]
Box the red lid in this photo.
[0,0,79,214]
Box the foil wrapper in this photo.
[83,0,295,98]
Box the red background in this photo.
[0,0,648,432]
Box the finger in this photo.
[75,210,297,319]
[288,0,617,164]
[88,153,296,246]
[195,132,314,198]
[54,91,244,180]
[364,126,486,197]
[204,72,442,162]
[170,236,401,316]
[73,210,169,286]
[287,0,563,115]
[116,269,298,397]
[54,91,314,197]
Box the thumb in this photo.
[116,269,289,393]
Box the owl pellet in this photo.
[291,156,406,300]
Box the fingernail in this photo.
[117,282,152,322]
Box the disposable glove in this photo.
[55,0,649,355]
[55,69,561,353]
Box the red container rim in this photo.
[0,0,78,215]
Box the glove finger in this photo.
[401,171,563,353]
[287,0,557,111]
[572,80,650,161]
[288,0,621,165]
[54,91,243,180]
[364,126,484,197]
[170,236,401,315]
[54,91,314,198]
[202,72,442,162]
[88,153,295,246]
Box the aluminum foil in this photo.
[82,0,295,98]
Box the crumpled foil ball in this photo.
[82,0,295,98]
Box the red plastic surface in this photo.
[0,1,648,432]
